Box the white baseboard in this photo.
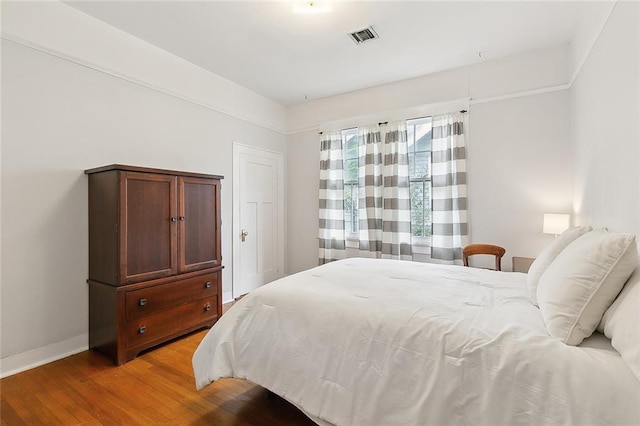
[0,333,88,378]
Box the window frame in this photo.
[340,118,433,246]
[406,117,433,246]
[342,128,360,240]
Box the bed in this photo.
[193,235,640,425]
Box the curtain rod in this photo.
[320,110,468,135]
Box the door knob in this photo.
[241,229,249,242]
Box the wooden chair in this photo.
[462,244,506,271]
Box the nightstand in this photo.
[512,256,535,273]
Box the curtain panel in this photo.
[381,121,413,259]
[318,131,346,264]
[357,122,413,260]
[358,124,384,253]
[430,112,469,261]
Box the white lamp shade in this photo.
[543,213,571,235]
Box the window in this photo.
[407,117,432,240]
[342,128,359,235]
[342,117,433,240]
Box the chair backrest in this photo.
[462,244,506,271]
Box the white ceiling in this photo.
[65,1,596,106]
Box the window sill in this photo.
[412,237,432,247]
[344,235,431,255]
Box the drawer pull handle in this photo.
[138,326,147,334]
[170,217,177,222]
[139,298,147,306]
[179,216,185,221]
[204,304,211,312]
[205,281,212,288]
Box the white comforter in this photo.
[193,258,640,425]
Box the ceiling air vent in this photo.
[349,26,379,45]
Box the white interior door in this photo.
[233,144,284,299]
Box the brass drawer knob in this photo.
[204,281,212,289]
[204,304,211,312]
[139,298,147,306]
[138,326,147,334]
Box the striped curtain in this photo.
[430,112,469,261]
[382,121,413,259]
[318,131,346,264]
[358,124,383,253]
[358,122,413,260]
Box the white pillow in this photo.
[599,264,640,381]
[537,230,637,346]
[527,226,592,306]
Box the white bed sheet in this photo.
[193,258,640,425]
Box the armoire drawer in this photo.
[125,273,218,321]
[125,297,218,349]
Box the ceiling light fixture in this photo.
[293,1,332,14]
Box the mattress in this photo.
[193,258,640,425]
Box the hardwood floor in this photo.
[0,328,316,425]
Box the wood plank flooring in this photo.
[0,329,316,425]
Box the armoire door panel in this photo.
[120,172,177,283]
[178,177,221,273]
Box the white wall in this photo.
[1,1,287,133]
[1,2,287,375]
[468,91,572,260]
[287,45,569,133]
[286,129,321,274]
[287,46,574,274]
[570,1,639,236]
[568,1,617,84]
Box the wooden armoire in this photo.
[85,164,223,365]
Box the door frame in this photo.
[232,142,285,301]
